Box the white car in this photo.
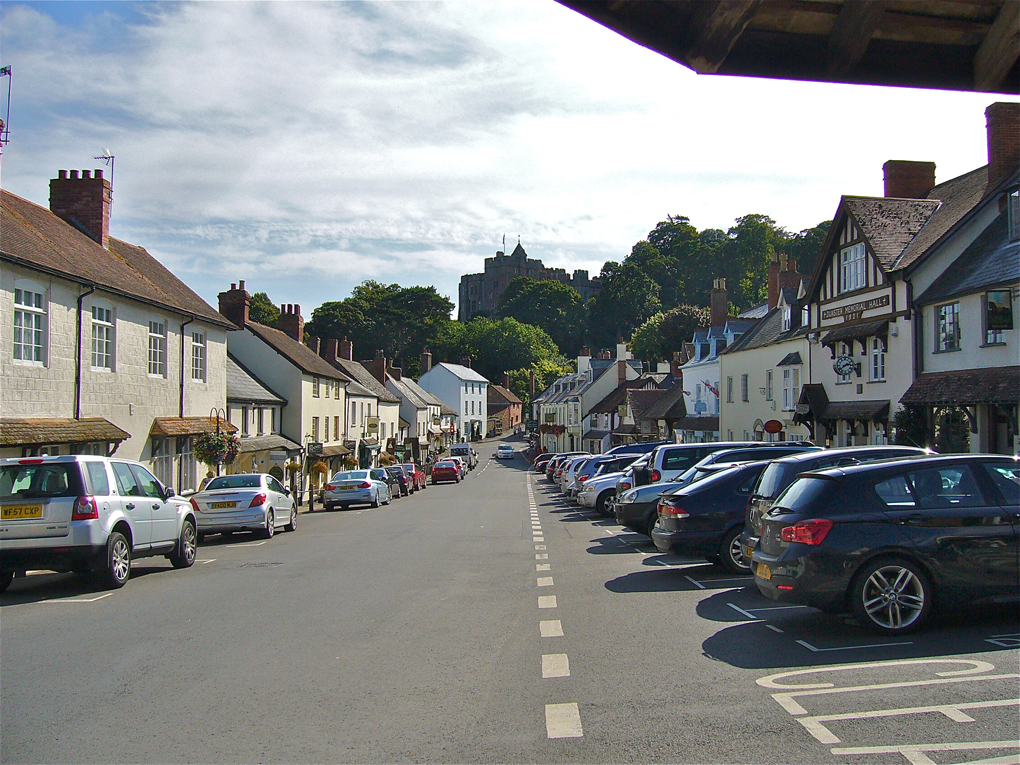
[496,444,515,460]
[190,473,296,538]
[322,469,392,510]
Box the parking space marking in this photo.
[198,558,216,564]
[43,593,113,603]
[225,540,268,548]
[545,703,583,739]
[795,638,913,652]
[536,563,551,571]
[542,654,570,678]
[540,620,564,637]
[537,577,554,587]
[766,624,785,633]
[829,740,1020,764]
[538,595,557,608]
[728,603,760,620]
[986,633,1020,649]
[684,575,706,590]
[533,536,545,542]
[797,698,1020,745]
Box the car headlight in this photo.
[617,490,637,503]
[582,485,595,493]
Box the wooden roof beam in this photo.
[684,0,761,74]
[974,0,1019,92]
[827,1,888,77]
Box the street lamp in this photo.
[209,407,226,476]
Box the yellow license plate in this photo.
[745,545,754,559]
[210,501,236,509]
[756,562,771,581]
[338,486,355,491]
[2,504,43,520]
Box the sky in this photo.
[0,0,1014,318]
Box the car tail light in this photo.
[325,483,338,491]
[780,518,833,545]
[18,458,45,465]
[358,481,372,489]
[650,469,661,482]
[190,497,202,513]
[71,495,99,521]
[248,493,267,508]
[658,501,688,519]
[619,481,632,491]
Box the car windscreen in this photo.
[207,475,262,490]
[0,463,84,499]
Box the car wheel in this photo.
[285,507,297,532]
[100,531,131,589]
[645,514,658,538]
[169,520,198,569]
[717,527,750,575]
[385,489,392,505]
[852,557,933,634]
[0,570,14,594]
[323,502,334,512]
[595,491,611,516]
[262,509,275,539]
[372,491,380,508]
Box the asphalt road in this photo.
[2,438,1018,764]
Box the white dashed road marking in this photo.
[536,554,548,560]
[537,577,554,587]
[538,595,557,609]
[536,563,551,571]
[542,654,570,678]
[540,620,564,637]
[545,703,584,739]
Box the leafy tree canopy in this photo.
[630,304,711,364]
[434,317,565,384]
[496,277,586,357]
[508,358,574,410]
[249,291,280,327]
[587,261,661,349]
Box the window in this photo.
[151,438,172,488]
[765,370,773,401]
[870,337,886,381]
[334,416,340,442]
[741,374,749,402]
[312,377,320,398]
[781,307,791,332]
[190,330,206,381]
[840,243,866,293]
[985,290,1013,344]
[178,437,195,491]
[782,367,801,410]
[1009,189,1019,241]
[311,417,319,441]
[271,408,277,434]
[91,303,114,371]
[257,408,265,435]
[334,380,340,400]
[241,406,249,436]
[148,319,166,376]
[726,377,733,403]
[351,401,357,426]
[13,285,46,364]
[937,302,961,351]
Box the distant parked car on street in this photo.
[322,469,392,510]
[431,460,461,484]
[191,473,296,540]
[401,464,427,491]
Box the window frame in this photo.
[90,300,115,372]
[147,318,167,377]
[190,329,206,382]
[13,282,47,366]
[839,243,867,293]
[936,302,961,352]
[869,336,886,381]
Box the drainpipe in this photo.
[179,316,194,417]
[74,284,97,420]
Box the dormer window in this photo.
[1009,189,1019,241]
[802,306,810,326]
[781,306,791,332]
[840,243,866,293]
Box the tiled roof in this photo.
[150,416,239,437]
[627,389,666,420]
[1,190,233,329]
[328,357,400,403]
[246,323,350,381]
[226,354,286,405]
[901,366,1019,406]
[822,318,889,347]
[917,211,1020,304]
[588,378,656,414]
[843,197,941,270]
[387,376,432,410]
[430,362,489,383]
[488,384,523,406]
[777,352,803,367]
[0,417,130,446]
[640,384,687,421]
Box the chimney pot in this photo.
[70,170,79,179]
[50,167,113,247]
[238,279,245,290]
[883,160,936,199]
[58,169,68,179]
[277,302,304,342]
[340,336,353,361]
[95,169,103,179]
[217,280,251,329]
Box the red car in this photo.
[401,463,427,491]
[431,460,461,484]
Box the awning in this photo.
[901,366,1020,407]
[612,424,639,435]
[793,384,829,425]
[582,430,611,441]
[675,416,720,432]
[150,417,238,437]
[822,319,888,348]
[776,352,803,367]
[320,444,352,457]
[236,434,302,453]
[819,400,890,423]
[0,417,130,447]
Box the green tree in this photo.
[496,277,586,356]
[720,214,789,311]
[248,291,280,327]
[508,358,574,410]
[586,261,661,349]
[436,317,565,384]
[783,221,830,281]
[630,304,710,364]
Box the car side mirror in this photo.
[283,488,291,496]
[164,486,176,500]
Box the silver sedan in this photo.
[190,473,296,539]
[322,469,392,510]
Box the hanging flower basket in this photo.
[194,431,240,466]
[308,460,329,476]
[285,461,303,475]
[539,424,550,434]
[551,424,566,436]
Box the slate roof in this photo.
[328,357,401,404]
[236,433,302,453]
[628,389,668,420]
[0,417,130,446]
[843,197,941,270]
[901,366,1020,406]
[488,384,523,406]
[430,362,489,383]
[588,378,658,414]
[1,190,233,329]
[822,318,890,347]
[640,384,687,421]
[226,354,286,405]
[916,211,1020,304]
[246,322,350,381]
[150,416,239,437]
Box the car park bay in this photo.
[2,440,1017,764]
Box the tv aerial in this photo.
[94,147,115,206]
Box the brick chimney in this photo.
[778,254,802,294]
[986,102,1020,190]
[364,351,387,384]
[670,352,683,379]
[340,336,353,361]
[767,251,781,310]
[459,357,472,369]
[421,348,432,373]
[503,372,510,389]
[389,363,402,382]
[710,278,728,327]
[50,169,112,248]
[883,160,936,199]
[322,338,339,361]
[278,304,304,343]
[306,335,320,355]
[217,281,250,328]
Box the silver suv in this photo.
[0,455,198,592]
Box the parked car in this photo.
[496,444,515,460]
[322,469,392,510]
[651,461,775,573]
[751,454,1020,634]
[431,460,461,484]
[401,464,427,491]
[450,443,478,470]
[191,473,296,539]
[380,466,405,497]
[448,456,468,478]
[604,441,670,456]
[558,455,593,493]
[668,444,821,489]
[739,446,931,562]
[578,454,653,515]
[636,441,800,488]
[533,453,555,471]
[545,453,586,480]
[386,466,411,497]
[0,455,198,592]
[570,454,644,499]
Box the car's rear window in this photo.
[333,471,368,481]
[769,476,833,516]
[754,463,791,499]
[207,475,262,490]
[982,463,1020,505]
[0,463,84,499]
[435,461,456,468]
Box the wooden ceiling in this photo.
[556,0,1019,94]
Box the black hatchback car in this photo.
[752,454,1020,634]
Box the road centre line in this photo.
[538,595,557,608]
[796,698,1020,745]
[828,740,1020,763]
[542,654,570,678]
[535,545,546,550]
[536,553,548,559]
[545,703,583,739]
[537,577,554,587]
[537,564,551,571]
[540,620,564,637]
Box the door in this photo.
[267,476,292,523]
[131,464,177,545]
[110,462,151,547]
